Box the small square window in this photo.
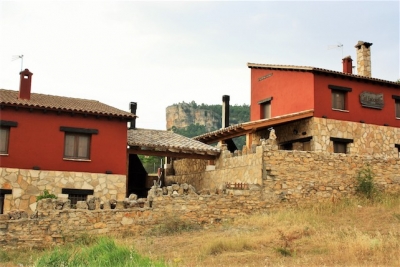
[0,127,10,154]
[64,133,91,160]
[333,142,347,153]
[332,90,346,110]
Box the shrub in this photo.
[355,165,377,199]
[36,189,57,202]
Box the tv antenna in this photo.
[12,55,24,71]
[328,43,343,58]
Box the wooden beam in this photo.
[127,148,218,160]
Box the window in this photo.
[392,96,400,118]
[0,189,12,214]
[329,85,352,111]
[332,90,346,110]
[330,137,353,154]
[62,188,94,207]
[258,97,272,119]
[60,127,98,160]
[395,144,400,158]
[0,120,18,155]
[0,127,10,154]
[64,133,91,159]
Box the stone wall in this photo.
[262,147,400,204]
[0,168,126,214]
[166,144,263,191]
[0,189,268,249]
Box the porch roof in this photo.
[193,110,314,144]
[127,128,220,160]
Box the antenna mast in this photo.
[12,55,24,71]
[328,43,343,58]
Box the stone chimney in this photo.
[129,102,137,129]
[18,69,33,100]
[342,56,353,74]
[355,41,373,77]
[222,95,230,128]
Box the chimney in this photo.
[342,56,353,74]
[18,69,33,100]
[355,41,373,77]
[222,95,230,128]
[129,102,137,129]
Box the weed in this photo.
[36,189,57,202]
[151,217,202,235]
[204,238,253,255]
[0,249,11,262]
[355,164,378,199]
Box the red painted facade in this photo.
[250,67,400,128]
[1,108,129,174]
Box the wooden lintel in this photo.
[127,148,218,160]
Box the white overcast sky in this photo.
[1,1,399,130]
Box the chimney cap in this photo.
[19,68,33,75]
[342,55,352,60]
[355,41,373,49]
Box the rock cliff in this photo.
[166,103,221,131]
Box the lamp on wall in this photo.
[360,120,365,123]
[293,129,298,135]
[105,170,113,174]
[322,115,327,118]
[32,166,40,170]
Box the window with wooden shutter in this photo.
[332,90,345,110]
[0,127,10,154]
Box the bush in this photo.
[355,165,377,199]
[36,189,57,202]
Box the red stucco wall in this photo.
[313,75,400,127]
[0,108,128,174]
[250,68,314,120]
[250,68,400,127]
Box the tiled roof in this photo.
[247,63,400,87]
[128,128,220,158]
[0,89,135,119]
[194,110,314,143]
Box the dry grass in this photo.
[126,195,400,267]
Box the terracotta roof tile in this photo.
[0,89,135,118]
[128,128,220,155]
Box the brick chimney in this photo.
[222,95,230,128]
[342,56,353,74]
[355,41,373,77]
[18,69,33,100]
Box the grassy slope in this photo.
[1,195,399,267]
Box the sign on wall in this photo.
[359,91,384,109]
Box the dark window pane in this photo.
[332,90,345,110]
[396,101,400,118]
[261,102,271,119]
[0,127,9,154]
[334,142,347,153]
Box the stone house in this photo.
[0,69,221,214]
[0,69,137,214]
[165,41,400,196]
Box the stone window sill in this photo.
[332,108,349,113]
[63,158,91,162]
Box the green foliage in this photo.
[172,123,208,138]
[0,249,11,262]
[34,237,166,267]
[355,165,377,199]
[36,189,57,202]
